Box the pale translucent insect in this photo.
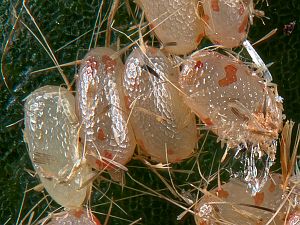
[194,174,285,224]
[24,85,91,209]
[123,46,198,163]
[43,209,101,225]
[202,0,251,48]
[178,50,283,159]
[76,47,136,172]
[136,0,205,55]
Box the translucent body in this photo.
[76,47,136,171]
[45,209,101,225]
[136,0,205,55]
[24,86,90,209]
[179,50,283,157]
[194,174,285,224]
[123,47,197,163]
[202,0,251,48]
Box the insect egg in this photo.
[136,0,205,55]
[123,46,198,163]
[76,47,136,173]
[24,85,91,209]
[202,0,251,48]
[178,50,283,158]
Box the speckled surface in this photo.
[0,0,299,224]
[124,47,197,163]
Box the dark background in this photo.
[0,0,299,224]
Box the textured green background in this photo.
[0,0,299,224]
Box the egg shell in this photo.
[76,47,136,171]
[202,0,251,48]
[179,50,283,156]
[136,0,205,55]
[24,85,91,209]
[123,46,198,163]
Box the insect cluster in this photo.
[22,0,287,224]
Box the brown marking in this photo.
[238,15,249,33]
[102,55,116,73]
[194,60,203,70]
[268,179,276,193]
[253,192,264,206]
[167,148,174,155]
[216,187,229,199]
[97,128,106,141]
[218,64,238,87]
[203,14,210,23]
[148,47,158,55]
[95,159,103,169]
[78,137,82,143]
[103,150,113,160]
[211,0,220,12]
[202,117,213,126]
[196,32,205,44]
[73,209,84,218]
[124,95,131,110]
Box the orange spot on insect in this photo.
[211,0,220,12]
[95,159,103,169]
[216,187,229,199]
[167,148,174,155]
[218,64,238,87]
[253,191,264,206]
[268,179,276,193]
[124,95,131,110]
[202,117,213,126]
[148,47,158,55]
[194,60,203,70]
[238,15,249,33]
[97,128,106,141]
[196,32,205,44]
[95,153,115,170]
[203,14,210,23]
[73,209,84,218]
[103,150,113,160]
[102,55,116,73]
